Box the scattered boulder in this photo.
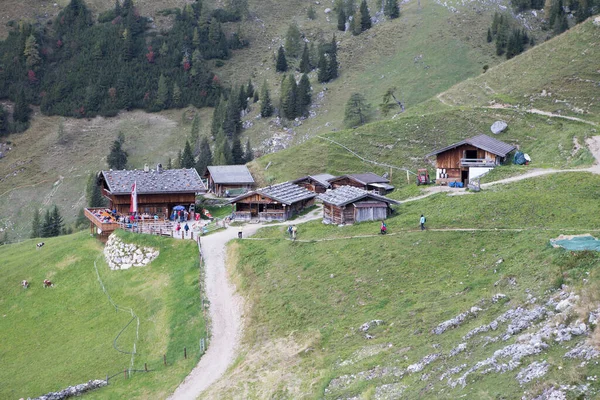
[491,120,508,134]
[517,360,549,385]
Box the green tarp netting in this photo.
[550,235,600,251]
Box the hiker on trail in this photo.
[184,223,189,233]
[287,225,293,238]
[380,221,387,235]
[176,222,181,232]
[420,214,426,230]
[291,225,297,241]
[238,227,243,239]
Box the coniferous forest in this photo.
[0,0,249,135]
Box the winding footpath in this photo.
[168,208,322,400]
[170,137,600,399]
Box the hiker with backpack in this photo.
[380,221,387,235]
[420,214,426,230]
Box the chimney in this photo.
[144,163,149,172]
[157,163,163,173]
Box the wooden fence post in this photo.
[184,347,187,359]
[164,354,167,366]
[124,368,127,379]
[144,362,148,371]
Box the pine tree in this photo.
[51,205,63,237]
[231,136,244,164]
[297,73,312,117]
[344,93,372,127]
[280,74,297,119]
[13,90,31,124]
[196,136,212,175]
[172,83,182,108]
[213,132,232,165]
[181,140,196,168]
[285,23,302,58]
[337,8,347,31]
[31,208,41,238]
[299,43,311,73]
[155,74,169,109]
[360,0,372,31]
[487,28,493,43]
[384,0,400,18]
[42,209,52,238]
[176,149,182,168]
[317,48,329,83]
[327,36,339,80]
[224,87,242,137]
[107,139,128,169]
[24,34,41,69]
[244,138,253,163]
[260,81,273,117]
[211,94,227,136]
[351,11,363,35]
[276,46,288,72]
[86,173,106,207]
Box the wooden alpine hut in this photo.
[426,134,516,185]
[319,185,400,225]
[328,172,395,195]
[229,182,317,221]
[204,165,255,197]
[291,173,337,193]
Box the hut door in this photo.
[355,207,372,222]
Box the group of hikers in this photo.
[381,214,427,234]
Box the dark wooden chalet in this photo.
[291,173,337,193]
[328,172,394,195]
[205,165,255,197]
[319,185,400,225]
[229,182,317,221]
[426,134,516,185]
[85,167,205,241]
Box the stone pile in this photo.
[29,380,107,400]
[104,234,159,270]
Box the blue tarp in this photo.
[550,235,600,251]
[514,151,526,165]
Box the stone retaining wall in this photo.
[104,233,159,270]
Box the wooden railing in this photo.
[460,158,497,167]
[258,211,285,221]
[232,211,252,221]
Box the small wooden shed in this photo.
[291,173,337,193]
[319,186,400,225]
[426,134,516,185]
[205,165,255,197]
[329,172,395,195]
[229,182,317,221]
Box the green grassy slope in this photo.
[202,174,600,399]
[439,19,600,123]
[0,231,205,399]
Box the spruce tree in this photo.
[327,36,339,80]
[345,0,356,17]
[246,80,254,102]
[155,74,169,109]
[337,8,347,31]
[181,140,196,168]
[42,209,52,238]
[554,12,568,34]
[280,74,297,119]
[31,208,41,238]
[576,0,590,23]
[224,87,242,138]
[13,90,31,124]
[231,136,244,164]
[351,11,363,35]
[107,139,128,169]
[276,46,288,72]
[238,84,248,111]
[172,83,182,107]
[344,93,372,127]
[196,136,212,175]
[86,173,105,207]
[317,49,329,83]
[299,43,311,73]
[51,205,63,237]
[360,0,372,31]
[24,34,41,70]
[285,23,302,58]
[211,95,227,136]
[260,81,273,117]
[307,5,317,19]
[297,73,312,117]
[244,138,253,162]
[384,0,400,18]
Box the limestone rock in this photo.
[491,120,508,134]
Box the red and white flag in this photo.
[130,181,138,213]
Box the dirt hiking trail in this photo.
[168,208,322,400]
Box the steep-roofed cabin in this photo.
[205,165,255,197]
[229,182,317,221]
[426,134,516,185]
[291,173,337,193]
[319,186,400,225]
[329,172,394,195]
[85,166,205,241]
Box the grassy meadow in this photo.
[0,230,205,399]
[202,174,600,399]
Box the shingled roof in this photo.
[292,173,337,188]
[230,182,317,205]
[101,168,205,195]
[425,134,516,158]
[329,172,390,185]
[318,186,400,207]
[206,165,255,184]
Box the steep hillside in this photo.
[439,19,600,123]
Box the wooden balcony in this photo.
[84,208,119,233]
[460,158,497,167]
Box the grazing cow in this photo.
[21,280,29,289]
[43,279,53,288]
[36,242,45,249]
